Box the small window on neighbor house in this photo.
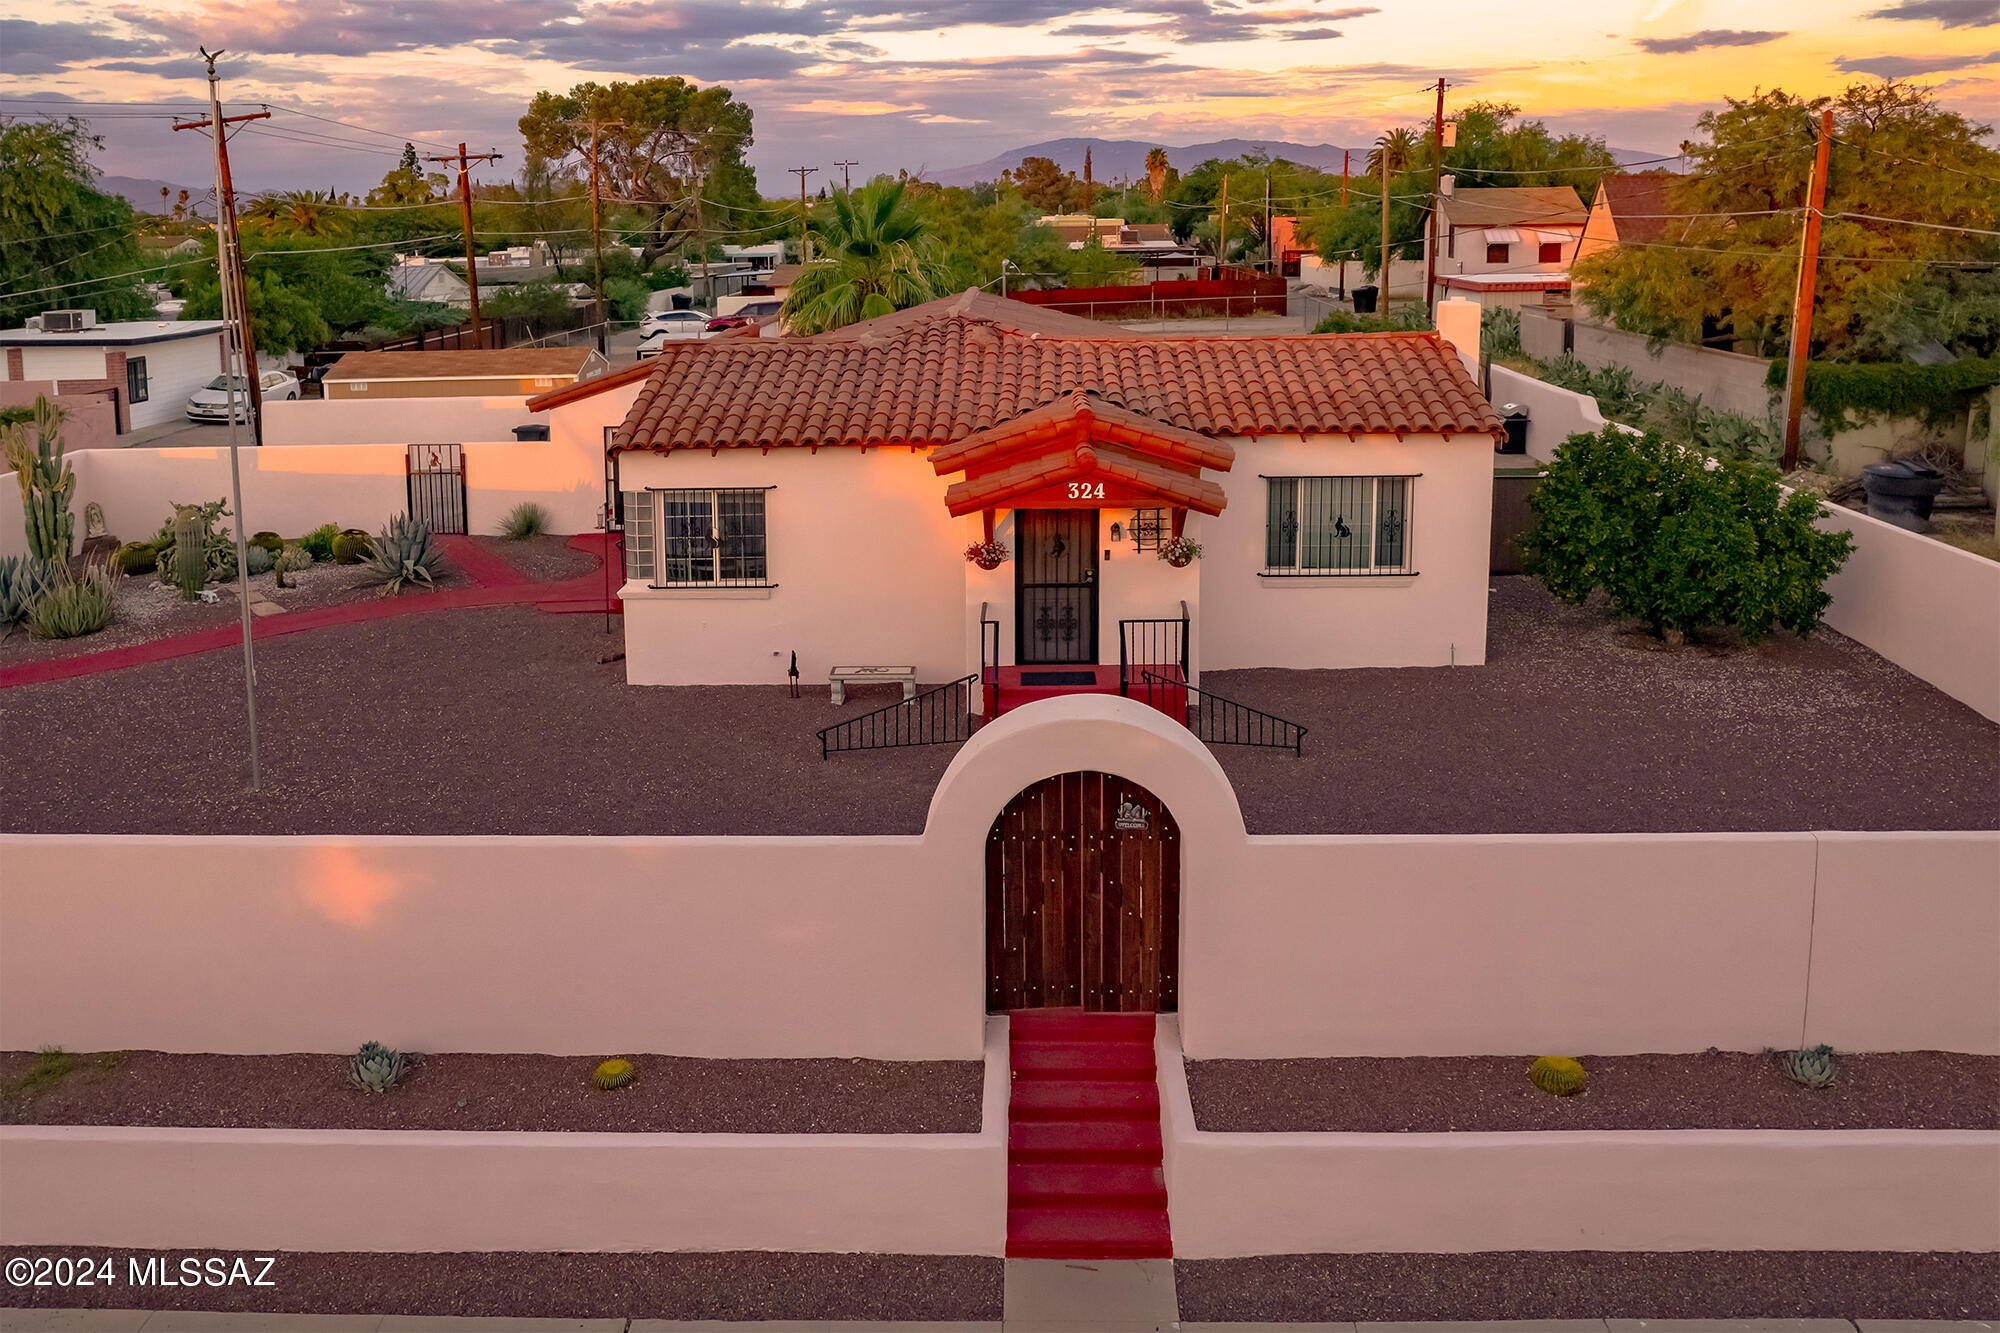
[1264,476,1414,576]
[125,356,148,404]
[1539,241,1564,264]
[351,382,368,393]
[1486,243,1509,265]
[533,377,556,388]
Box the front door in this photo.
[1016,509,1098,665]
[986,771,1179,1013]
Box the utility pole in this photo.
[834,159,859,191]
[1341,148,1349,207]
[1781,107,1834,472]
[1378,138,1391,306]
[580,117,625,349]
[1264,164,1272,272]
[426,143,503,348]
[1425,77,1445,317]
[1217,174,1228,274]
[170,75,266,446]
[789,166,818,264]
[175,49,262,789]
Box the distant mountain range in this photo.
[929,137,1670,188]
[100,175,217,219]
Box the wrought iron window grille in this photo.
[1260,474,1419,577]
[1129,508,1168,552]
[641,486,777,588]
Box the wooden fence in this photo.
[1009,267,1287,322]
[1491,471,1542,574]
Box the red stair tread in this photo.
[1010,1042,1155,1080]
[1010,1161,1165,1206]
[1009,1079,1159,1120]
[1005,1206,1173,1259]
[1009,1012,1157,1043]
[1010,1119,1162,1162]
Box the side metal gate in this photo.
[407,443,467,534]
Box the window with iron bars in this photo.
[621,487,772,586]
[1263,476,1414,576]
[1129,508,1168,551]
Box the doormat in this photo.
[1020,671,1099,686]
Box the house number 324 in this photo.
[1066,482,1106,500]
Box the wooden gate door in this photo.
[406,443,467,534]
[986,771,1179,1012]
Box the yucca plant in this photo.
[358,513,445,597]
[26,561,115,640]
[500,501,548,541]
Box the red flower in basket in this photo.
[965,540,1009,570]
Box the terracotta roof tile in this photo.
[612,296,1502,453]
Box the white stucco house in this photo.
[529,291,1502,693]
[1434,185,1589,311]
[0,315,227,432]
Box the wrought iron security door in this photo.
[1016,509,1098,664]
[406,443,467,534]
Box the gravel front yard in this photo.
[0,1049,984,1133]
[1186,1050,2000,1132]
[0,1248,1003,1322]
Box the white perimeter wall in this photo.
[1489,365,2000,722]
[262,396,540,447]
[5,701,1992,1062]
[0,1020,1009,1257]
[1197,435,1494,668]
[1157,1021,2000,1257]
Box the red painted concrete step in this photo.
[1009,1079,1159,1121]
[1009,1119,1162,1163]
[1009,1162,1166,1208]
[1005,1206,1173,1259]
[1009,1011,1157,1043]
[1010,1042,1155,1081]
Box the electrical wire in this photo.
[1824,211,2000,239]
[1828,135,2000,185]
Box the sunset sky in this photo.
[2,0,1996,195]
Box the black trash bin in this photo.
[1497,404,1529,455]
[1861,459,1946,532]
[1352,285,1379,314]
[512,424,550,442]
[670,292,693,310]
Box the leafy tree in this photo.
[366,145,446,208]
[1003,156,1082,213]
[0,117,156,326]
[518,77,759,266]
[179,266,329,354]
[1059,236,1140,287]
[1523,425,1852,643]
[1572,81,2000,359]
[484,280,576,337]
[781,180,951,334]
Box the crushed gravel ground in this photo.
[471,532,599,582]
[0,1050,984,1133]
[1186,1050,2000,1131]
[0,1249,1003,1321]
[1174,1251,2000,1320]
[2,578,1993,835]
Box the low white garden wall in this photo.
[1157,1020,2000,1257]
[0,1021,1008,1256]
[261,396,539,448]
[1488,365,2000,722]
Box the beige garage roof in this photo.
[324,348,598,382]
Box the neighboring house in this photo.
[1575,170,1698,262]
[529,289,1500,688]
[1434,186,1589,310]
[720,242,786,273]
[387,262,472,309]
[136,234,204,259]
[0,315,227,432]
[321,347,608,400]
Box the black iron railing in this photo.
[818,674,980,758]
[1119,601,1189,697]
[1141,670,1308,757]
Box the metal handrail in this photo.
[1119,599,1190,696]
[1140,670,1307,757]
[818,673,980,758]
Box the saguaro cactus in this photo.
[3,397,75,563]
[171,504,206,601]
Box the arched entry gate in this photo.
[985,771,1180,1012]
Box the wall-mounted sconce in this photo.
[1109,520,1124,543]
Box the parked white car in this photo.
[636,309,717,358]
[184,370,300,423]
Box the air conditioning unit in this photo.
[38,309,98,333]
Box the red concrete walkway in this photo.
[0,534,621,690]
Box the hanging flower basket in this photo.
[1158,536,1203,568]
[964,540,1009,570]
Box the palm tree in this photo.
[1145,147,1170,203]
[1367,128,1419,284]
[780,180,951,335]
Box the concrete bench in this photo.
[828,664,917,706]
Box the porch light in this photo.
[1109,520,1124,543]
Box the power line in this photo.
[1828,135,2000,185]
[1825,210,2000,239]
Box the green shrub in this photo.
[358,513,444,596]
[1766,357,2000,436]
[0,554,60,626]
[331,529,372,564]
[246,544,274,576]
[500,501,549,541]
[1483,306,1522,360]
[1523,425,1854,643]
[1312,303,1431,335]
[249,530,284,554]
[27,563,114,639]
[111,541,157,575]
[302,523,341,562]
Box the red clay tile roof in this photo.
[931,391,1235,475]
[944,438,1229,516]
[611,303,1502,452]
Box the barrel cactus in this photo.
[1780,1044,1838,1090]
[331,530,372,564]
[348,1041,408,1093]
[1529,1055,1588,1097]
[592,1058,635,1091]
[112,541,157,575]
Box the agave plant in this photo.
[1779,1044,1838,1090]
[26,561,115,640]
[359,513,445,597]
[349,1041,409,1093]
[0,554,60,630]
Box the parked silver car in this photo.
[184,370,300,422]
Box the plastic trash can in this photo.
[1860,459,1946,532]
[1352,285,1378,314]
